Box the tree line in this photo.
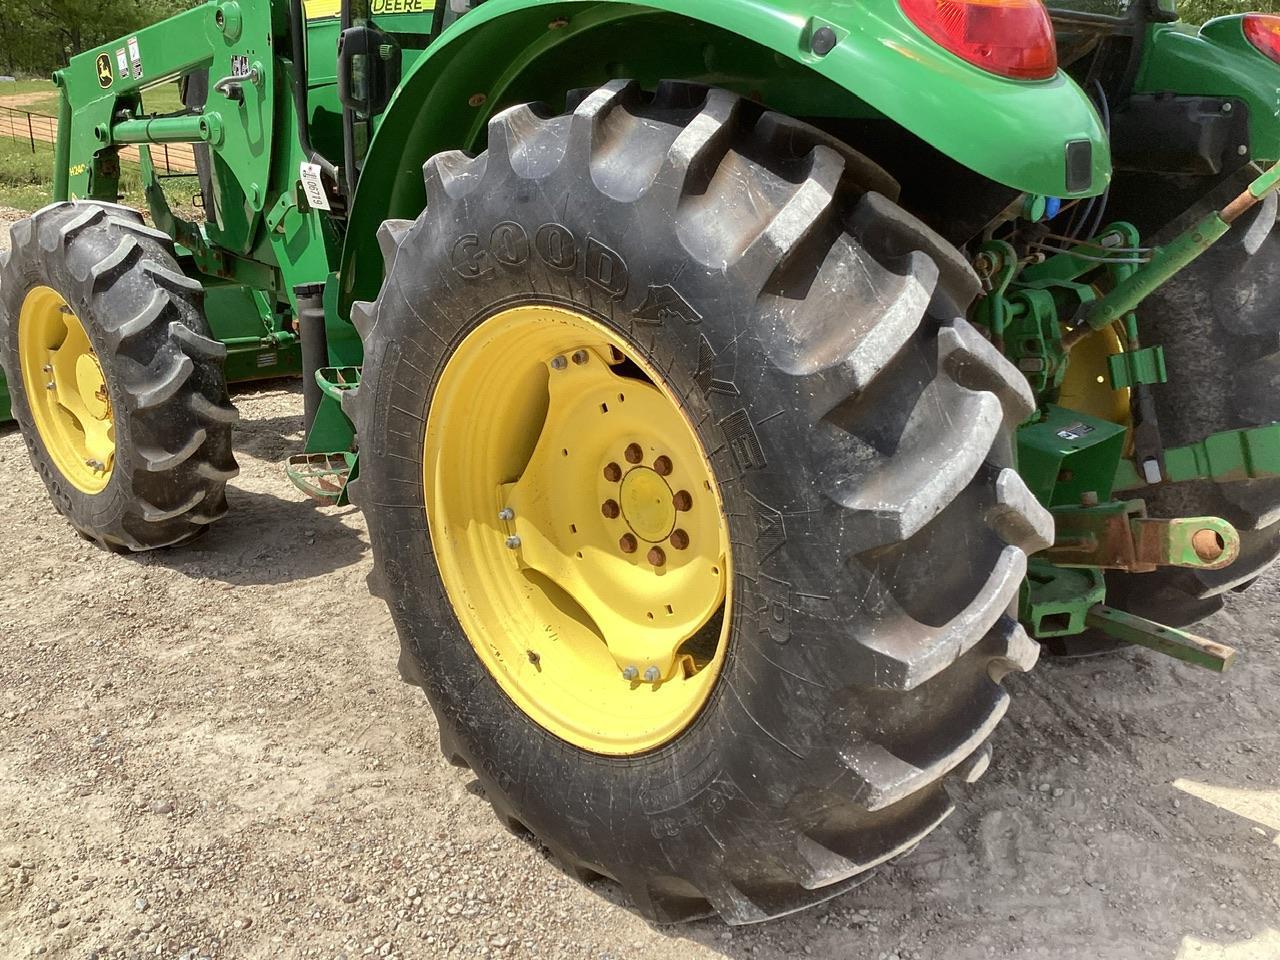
[0,0,188,78]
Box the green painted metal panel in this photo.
[1135,17,1280,163]
[1018,405,1129,507]
[342,0,1110,310]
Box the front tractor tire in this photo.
[0,202,238,551]
[350,82,1053,923]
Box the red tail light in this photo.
[899,0,1058,81]
[1244,14,1280,64]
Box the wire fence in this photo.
[0,105,197,174]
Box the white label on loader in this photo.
[127,36,142,79]
[300,162,331,212]
[115,49,128,79]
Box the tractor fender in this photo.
[341,0,1109,307]
[1136,17,1280,164]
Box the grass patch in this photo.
[0,78,186,118]
[0,135,200,217]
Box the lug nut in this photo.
[550,355,568,370]
[643,666,660,683]
[505,536,522,550]
[571,350,590,366]
[625,443,643,464]
[673,490,693,512]
[41,363,52,373]
[498,507,515,521]
[619,533,638,554]
[622,665,639,681]
[670,529,690,551]
[653,455,672,476]
[45,382,56,391]
[647,546,666,567]
[603,462,622,483]
[601,499,620,519]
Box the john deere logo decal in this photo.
[96,53,113,89]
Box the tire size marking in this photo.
[719,408,767,472]
[451,224,630,300]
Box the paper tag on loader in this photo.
[300,162,331,212]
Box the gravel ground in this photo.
[1,214,1279,960]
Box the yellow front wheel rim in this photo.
[18,286,115,494]
[424,305,732,756]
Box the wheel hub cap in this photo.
[619,467,676,543]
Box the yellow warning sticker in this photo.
[303,0,341,19]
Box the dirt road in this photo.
[1,217,1278,960]
[0,98,196,173]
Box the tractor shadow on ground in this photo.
[142,486,369,587]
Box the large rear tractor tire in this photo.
[0,202,238,551]
[1104,178,1280,628]
[349,82,1052,923]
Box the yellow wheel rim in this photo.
[1059,322,1132,428]
[424,305,732,755]
[18,286,115,494]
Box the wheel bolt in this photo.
[601,499,620,519]
[571,350,590,366]
[498,507,515,521]
[45,382,55,391]
[505,536,522,549]
[653,455,672,476]
[643,666,660,683]
[603,462,622,482]
[673,490,693,512]
[647,546,666,567]
[622,665,639,682]
[550,355,568,370]
[670,529,690,551]
[625,443,643,464]
[41,364,52,373]
[619,533,638,554]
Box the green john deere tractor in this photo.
[1,0,1278,925]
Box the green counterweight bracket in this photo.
[1085,605,1238,672]
[1107,345,1167,389]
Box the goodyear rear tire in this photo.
[0,201,238,551]
[1104,177,1280,627]
[350,82,1053,923]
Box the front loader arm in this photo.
[55,1,278,259]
